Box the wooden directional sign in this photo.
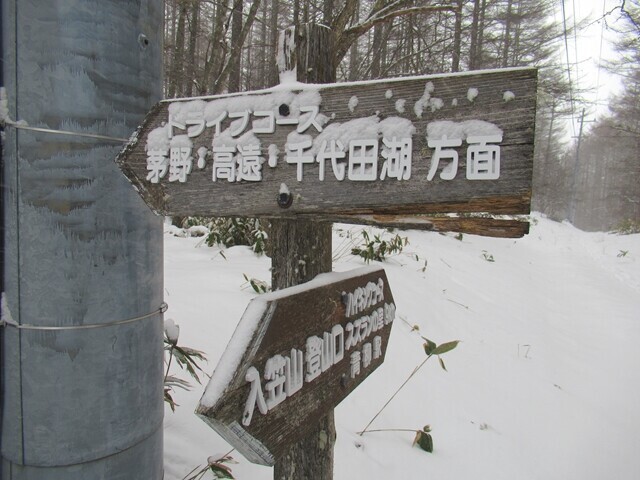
[196,267,396,466]
[116,68,537,236]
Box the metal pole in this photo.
[2,1,164,478]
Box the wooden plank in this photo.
[116,68,537,219]
[322,214,530,238]
[196,267,396,466]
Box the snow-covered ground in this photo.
[163,214,640,480]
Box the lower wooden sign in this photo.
[196,267,396,465]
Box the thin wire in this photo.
[3,120,129,143]
[1,303,168,331]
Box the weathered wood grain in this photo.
[116,68,537,228]
[196,268,395,466]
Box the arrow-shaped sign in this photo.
[196,267,396,465]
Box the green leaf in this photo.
[438,356,448,372]
[413,430,433,453]
[433,340,460,356]
[423,338,437,356]
[209,463,235,479]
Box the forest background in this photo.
[161,0,639,232]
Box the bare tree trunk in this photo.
[502,0,514,68]
[469,0,480,69]
[202,0,228,94]
[323,0,334,25]
[259,0,268,88]
[348,2,359,81]
[370,22,383,78]
[169,0,188,97]
[185,0,200,96]
[228,0,243,93]
[452,0,462,72]
[269,0,280,86]
[477,0,487,69]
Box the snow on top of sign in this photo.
[170,134,193,148]
[503,90,516,102]
[385,89,393,99]
[348,95,359,113]
[429,97,444,112]
[309,115,415,155]
[161,67,535,103]
[467,87,479,102]
[146,124,170,151]
[426,120,503,140]
[199,297,270,408]
[413,81,437,118]
[268,144,280,167]
[199,266,385,409]
[378,117,416,139]
[395,99,406,113]
[146,90,323,153]
[266,266,385,301]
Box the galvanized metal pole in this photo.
[2,1,164,478]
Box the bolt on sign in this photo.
[116,67,537,234]
[196,267,396,466]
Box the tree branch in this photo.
[335,5,458,67]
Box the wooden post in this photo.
[271,24,336,480]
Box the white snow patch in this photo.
[163,214,640,480]
[429,97,444,112]
[426,120,502,141]
[0,88,10,125]
[279,182,290,195]
[348,96,359,113]
[395,99,406,113]
[187,226,209,237]
[385,89,393,99]
[164,318,180,344]
[467,87,479,102]
[268,144,280,167]
[199,298,270,408]
[503,90,516,102]
[1,292,15,326]
[310,116,415,156]
[413,81,436,118]
[170,134,193,149]
[452,98,459,107]
[146,125,170,151]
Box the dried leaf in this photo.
[438,356,447,372]
[413,430,433,453]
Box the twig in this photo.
[358,354,432,435]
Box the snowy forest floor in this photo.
[162,213,640,480]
